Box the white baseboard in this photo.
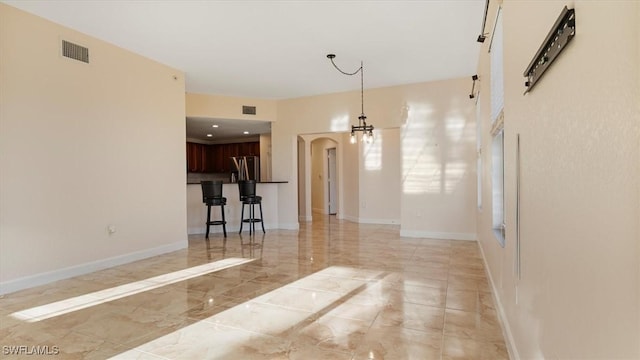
[189,223,283,235]
[189,222,299,234]
[478,241,520,360]
[358,218,400,225]
[0,240,187,296]
[189,225,239,235]
[342,215,359,223]
[399,230,477,241]
[339,215,398,225]
[277,222,299,230]
[298,215,313,222]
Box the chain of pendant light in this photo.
[327,56,365,118]
[327,54,373,144]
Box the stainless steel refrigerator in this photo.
[231,156,260,182]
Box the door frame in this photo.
[327,147,338,215]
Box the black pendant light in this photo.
[327,54,374,144]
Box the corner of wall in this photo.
[477,238,520,360]
[0,241,187,295]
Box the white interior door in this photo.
[327,148,337,215]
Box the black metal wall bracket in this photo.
[523,6,575,93]
[469,74,479,99]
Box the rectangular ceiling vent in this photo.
[242,105,256,115]
[61,40,89,63]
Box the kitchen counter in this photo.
[186,181,288,185]
[187,182,286,235]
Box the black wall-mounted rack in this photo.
[469,75,479,99]
[523,6,576,93]
[477,0,490,42]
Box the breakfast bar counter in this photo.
[186,182,286,235]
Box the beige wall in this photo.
[259,133,272,181]
[187,92,276,183]
[476,1,640,358]
[310,138,337,214]
[359,128,401,224]
[298,134,344,221]
[273,85,403,229]
[398,79,477,238]
[299,130,402,224]
[274,79,477,237]
[296,137,307,221]
[186,92,277,122]
[341,132,360,222]
[0,4,187,293]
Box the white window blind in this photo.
[476,94,483,209]
[492,123,505,247]
[490,7,504,122]
[489,7,505,247]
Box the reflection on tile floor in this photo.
[0,216,509,359]
[10,258,256,323]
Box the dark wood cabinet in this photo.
[206,144,226,173]
[206,144,223,173]
[239,142,260,156]
[186,142,207,172]
[188,141,260,173]
[221,145,233,172]
[225,143,239,160]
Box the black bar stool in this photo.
[238,180,265,234]
[201,180,227,238]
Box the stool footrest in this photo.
[207,220,227,225]
[242,219,262,223]
[239,198,265,234]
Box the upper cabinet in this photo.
[187,141,260,173]
[186,142,207,172]
[239,142,260,157]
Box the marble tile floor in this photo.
[0,216,509,359]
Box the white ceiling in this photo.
[4,0,485,140]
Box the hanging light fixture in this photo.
[326,54,374,144]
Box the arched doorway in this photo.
[297,134,342,222]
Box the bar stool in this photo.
[201,180,227,238]
[238,180,265,234]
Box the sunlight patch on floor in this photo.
[10,257,255,323]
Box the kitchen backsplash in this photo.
[187,172,230,183]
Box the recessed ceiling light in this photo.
[212,125,219,128]
[243,131,249,134]
[206,134,213,137]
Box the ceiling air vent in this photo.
[61,40,89,63]
[242,105,256,115]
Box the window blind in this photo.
[490,7,504,123]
